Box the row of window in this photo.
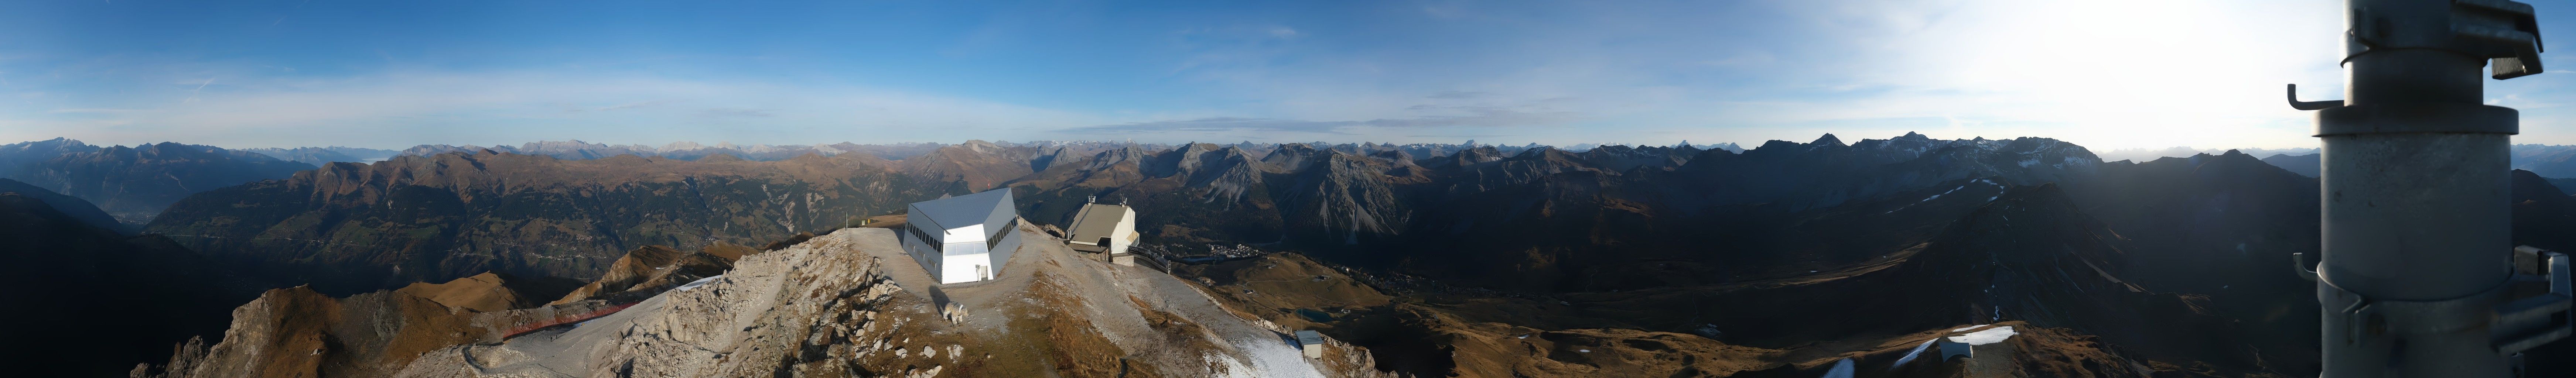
[905,224,944,252]
[906,219,1019,252]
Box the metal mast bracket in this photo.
[2314,102,2519,136]
[2495,247,2572,354]
[2309,247,2572,355]
[2322,277,2511,345]
[2346,0,2546,78]
[2451,0,2547,79]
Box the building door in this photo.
[976,265,990,281]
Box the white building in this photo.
[1064,200,1140,266]
[901,189,1023,284]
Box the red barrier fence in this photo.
[503,302,639,340]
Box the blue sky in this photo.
[6,0,2576,150]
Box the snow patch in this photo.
[1212,335,1326,378]
[1947,326,2017,345]
[1820,358,1856,378]
[1888,339,1940,368]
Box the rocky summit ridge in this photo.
[142,221,1389,378]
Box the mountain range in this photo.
[10,133,2576,377]
[0,138,315,225]
[142,150,960,295]
[237,146,403,166]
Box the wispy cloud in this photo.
[1074,107,1577,134]
[49,108,151,114]
[1425,90,1487,99]
[701,108,773,117]
[594,99,680,111]
[0,70,1112,148]
[181,78,213,103]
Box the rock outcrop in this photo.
[545,243,747,305]
[381,226,1340,378]
[133,285,627,378]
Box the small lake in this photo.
[1294,308,1335,323]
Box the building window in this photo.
[907,225,943,252]
[986,219,1015,246]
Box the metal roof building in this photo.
[901,189,1022,284]
[1294,330,1326,358]
[1064,202,1140,265]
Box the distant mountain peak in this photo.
[1811,133,1845,146]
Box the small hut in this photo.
[1294,330,1326,358]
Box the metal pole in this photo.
[2289,0,2561,376]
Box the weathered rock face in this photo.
[129,237,747,378]
[0,138,314,221]
[544,243,745,306]
[495,231,908,377]
[133,284,626,378]
[144,150,947,295]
